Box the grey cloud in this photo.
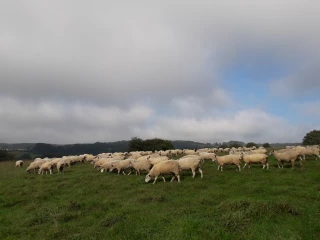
[1,1,320,143]
[134,109,310,143]
[0,97,152,143]
[294,101,320,117]
[270,64,320,97]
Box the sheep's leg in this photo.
[262,164,265,169]
[277,162,281,169]
[248,164,250,169]
[162,176,166,182]
[198,168,203,178]
[176,175,181,182]
[49,169,52,175]
[170,176,175,182]
[243,163,247,169]
[238,165,241,172]
[153,176,158,184]
[191,168,196,178]
[266,163,269,169]
[299,160,303,168]
[217,165,220,171]
[122,170,126,175]
[291,161,295,169]
[221,165,223,171]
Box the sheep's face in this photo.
[145,174,151,183]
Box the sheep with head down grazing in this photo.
[15,160,23,168]
[38,161,55,175]
[26,161,44,173]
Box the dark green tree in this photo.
[0,150,15,161]
[302,130,320,145]
[129,137,144,151]
[229,143,242,148]
[129,137,174,152]
[220,144,229,149]
[246,142,258,148]
[262,143,271,148]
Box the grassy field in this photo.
[0,156,319,240]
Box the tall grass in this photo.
[0,156,319,240]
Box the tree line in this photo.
[1,130,319,161]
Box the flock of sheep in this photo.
[15,145,320,184]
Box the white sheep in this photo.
[250,149,267,154]
[223,148,230,153]
[269,150,302,169]
[99,160,120,173]
[183,149,199,155]
[298,146,320,160]
[240,153,269,169]
[38,161,54,175]
[26,161,44,173]
[177,156,203,178]
[145,160,181,184]
[109,159,135,175]
[199,152,216,162]
[83,154,96,163]
[94,157,121,169]
[56,159,65,174]
[146,156,169,166]
[15,160,23,168]
[169,149,179,157]
[212,154,241,171]
[131,159,152,176]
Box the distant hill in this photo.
[0,143,36,150]
[30,141,130,156]
[4,140,302,158]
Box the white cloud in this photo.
[134,109,309,143]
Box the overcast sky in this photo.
[1,0,320,144]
